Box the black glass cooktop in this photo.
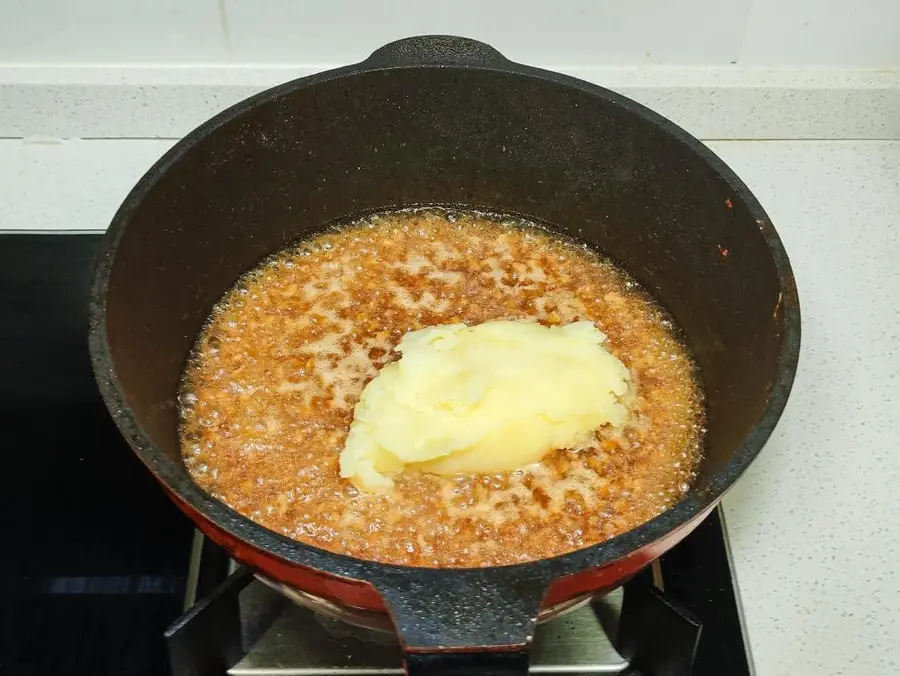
[0,235,750,676]
[0,236,193,676]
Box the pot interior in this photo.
[100,65,791,507]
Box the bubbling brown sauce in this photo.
[179,209,704,567]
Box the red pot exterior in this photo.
[166,484,716,614]
[166,487,385,610]
[544,504,715,603]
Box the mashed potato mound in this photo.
[339,320,631,491]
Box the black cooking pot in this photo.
[89,35,800,674]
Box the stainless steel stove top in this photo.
[169,510,750,676]
[227,577,627,675]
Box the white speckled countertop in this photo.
[2,137,899,676]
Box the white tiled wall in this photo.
[741,0,900,67]
[222,0,747,66]
[1,0,899,68]
[0,0,230,64]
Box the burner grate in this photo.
[229,582,628,675]
[167,508,748,676]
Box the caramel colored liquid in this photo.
[180,210,704,567]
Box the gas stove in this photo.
[166,509,749,676]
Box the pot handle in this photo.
[374,566,553,675]
[365,35,510,68]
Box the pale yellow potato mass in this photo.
[339,320,631,491]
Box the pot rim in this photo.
[88,38,801,588]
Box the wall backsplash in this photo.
[1,0,899,68]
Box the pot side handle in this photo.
[374,566,553,675]
[365,35,509,68]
